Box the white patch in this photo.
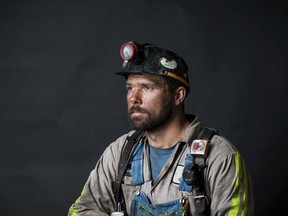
[160,57,177,69]
[173,165,184,184]
[191,139,209,156]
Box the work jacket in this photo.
[69,116,254,216]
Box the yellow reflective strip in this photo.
[68,205,79,216]
[163,71,189,87]
[228,152,248,216]
[68,185,86,216]
[241,158,249,216]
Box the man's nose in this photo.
[129,89,142,105]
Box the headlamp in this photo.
[120,42,138,61]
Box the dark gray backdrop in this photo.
[0,0,287,215]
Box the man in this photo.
[68,42,254,216]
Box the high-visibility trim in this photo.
[163,71,189,87]
[68,185,86,216]
[68,205,79,216]
[228,152,249,216]
[241,160,249,216]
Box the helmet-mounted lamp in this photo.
[120,42,138,61]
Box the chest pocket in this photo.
[130,191,186,216]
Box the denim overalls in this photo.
[129,141,193,216]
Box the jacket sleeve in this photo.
[68,134,129,216]
[206,136,254,216]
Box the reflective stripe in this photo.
[163,71,189,87]
[68,185,86,216]
[241,160,249,216]
[228,152,249,216]
[68,205,79,216]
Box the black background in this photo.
[0,0,287,215]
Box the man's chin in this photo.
[129,119,149,131]
[130,122,143,130]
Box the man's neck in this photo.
[146,114,190,149]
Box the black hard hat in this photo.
[116,41,190,90]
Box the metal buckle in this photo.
[194,195,209,214]
[194,195,208,203]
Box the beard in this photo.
[128,99,173,131]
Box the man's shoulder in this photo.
[100,130,137,161]
[109,130,138,149]
[208,134,239,161]
[115,130,138,143]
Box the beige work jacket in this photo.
[69,116,254,216]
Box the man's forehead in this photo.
[126,73,164,83]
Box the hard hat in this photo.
[116,41,190,90]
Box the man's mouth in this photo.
[129,106,147,116]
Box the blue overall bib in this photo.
[129,141,193,216]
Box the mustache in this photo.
[129,106,148,114]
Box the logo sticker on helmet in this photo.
[160,57,177,70]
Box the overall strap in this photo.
[113,130,144,212]
[193,127,218,215]
[199,127,218,141]
[182,127,218,215]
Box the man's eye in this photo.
[126,86,132,91]
[144,85,152,90]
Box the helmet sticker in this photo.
[160,57,177,70]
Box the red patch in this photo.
[193,142,199,151]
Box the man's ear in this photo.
[175,86,187,106]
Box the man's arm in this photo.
[68,164,115,215]
[207,150,254,216]
[68,134,129,216]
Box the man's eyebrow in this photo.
[126,80,157,85]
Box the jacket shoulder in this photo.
[208,135,239,162]
[104,130,137,160]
